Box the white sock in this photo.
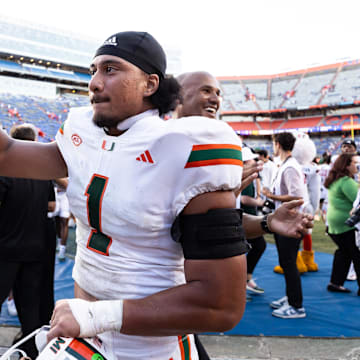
[59,245,66,257]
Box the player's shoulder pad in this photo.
[149,116,242,178]
[64,106,93,130]
[150,116,242,165]
[168,115,237,136]
[162,116,241,147]
[57,106,99,144]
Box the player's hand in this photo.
[268,199,314,238]
[242,160,263,181]
[239,160,263,192]
[255,197,265,207]
[261,187,272,197]
[47,299,80,342]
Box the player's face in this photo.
[89,55,148,133]
[178,73,221,119]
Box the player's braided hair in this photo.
[150,76,181,116]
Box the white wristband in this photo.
[68,298,124,337]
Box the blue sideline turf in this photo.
[212,243,360,338]
[1,244,359,337]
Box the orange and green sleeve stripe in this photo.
[178,335,192,360]
[58,123,65,135]
[185,144,243,168]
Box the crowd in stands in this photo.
[219,62,360,112]
[1,92,357,161]
[0,94,89,142]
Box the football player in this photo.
[0,32,313,359]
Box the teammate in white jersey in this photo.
[174,71,263,193]
[174,71,265,357]
[0,32,313,359]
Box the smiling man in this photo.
[175,71,221,119]
[0,31,313,360]
[174,71,229,360]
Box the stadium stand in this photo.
[0,94,89,141]
[280,116,322,129]
[292,71,335,107]
[0,16,98,67]
[218,61,360,114]
[271,77,299,109]
[322,64,360,105]
[218,60,360,149]
[0,15,359,159]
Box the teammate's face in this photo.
[178,73,221,119]
[89,55,149,133]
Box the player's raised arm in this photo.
[0,129,67,179]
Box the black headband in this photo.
[94,31,166,79]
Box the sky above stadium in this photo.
[1,0,360,76]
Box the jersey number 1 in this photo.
[85,174,112,256]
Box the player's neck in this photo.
[103,127,127,136]
[104,108,159,136]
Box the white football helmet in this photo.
[0,326,111,360]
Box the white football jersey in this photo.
[56,107,243,359]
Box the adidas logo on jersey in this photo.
[136,150,154,164]
[102,36,117,46]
